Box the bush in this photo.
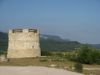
[74,62,83,73]
[76,45,100,64]
[41,51,51,56]
[0,50,7,55]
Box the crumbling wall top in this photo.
[9,29,38,33]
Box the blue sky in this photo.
[0,0,100,44]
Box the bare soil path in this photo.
[0,66,83,75]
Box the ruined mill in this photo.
[7,29,41,58]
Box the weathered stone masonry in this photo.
[7,29,41,58]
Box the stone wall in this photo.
[7,29,41,58]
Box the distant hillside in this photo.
[90,44,100,49]
[40,34,81,51]
[0,32,81,52]
[0,32,8,51]
[40,34,70,42]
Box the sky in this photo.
[0,0,100,44]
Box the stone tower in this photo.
[7,29,41,58]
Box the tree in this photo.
[77,45,100,64]
[74,62,83,73]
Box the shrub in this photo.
[74,62,83,73]
[41,51,51,56]
[76,45,100,64]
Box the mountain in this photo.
[40,34,81,51]
[40,34,70,42]
[90,44,100,49]
[0,32,8,53]
[0,32,8,50]
[0,31,100,53]
[0,32,81,52]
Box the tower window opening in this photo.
[29,29,37,33]
[12,29,23,33]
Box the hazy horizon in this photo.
[0,0,100,44]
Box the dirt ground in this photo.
[0,66,83,75]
